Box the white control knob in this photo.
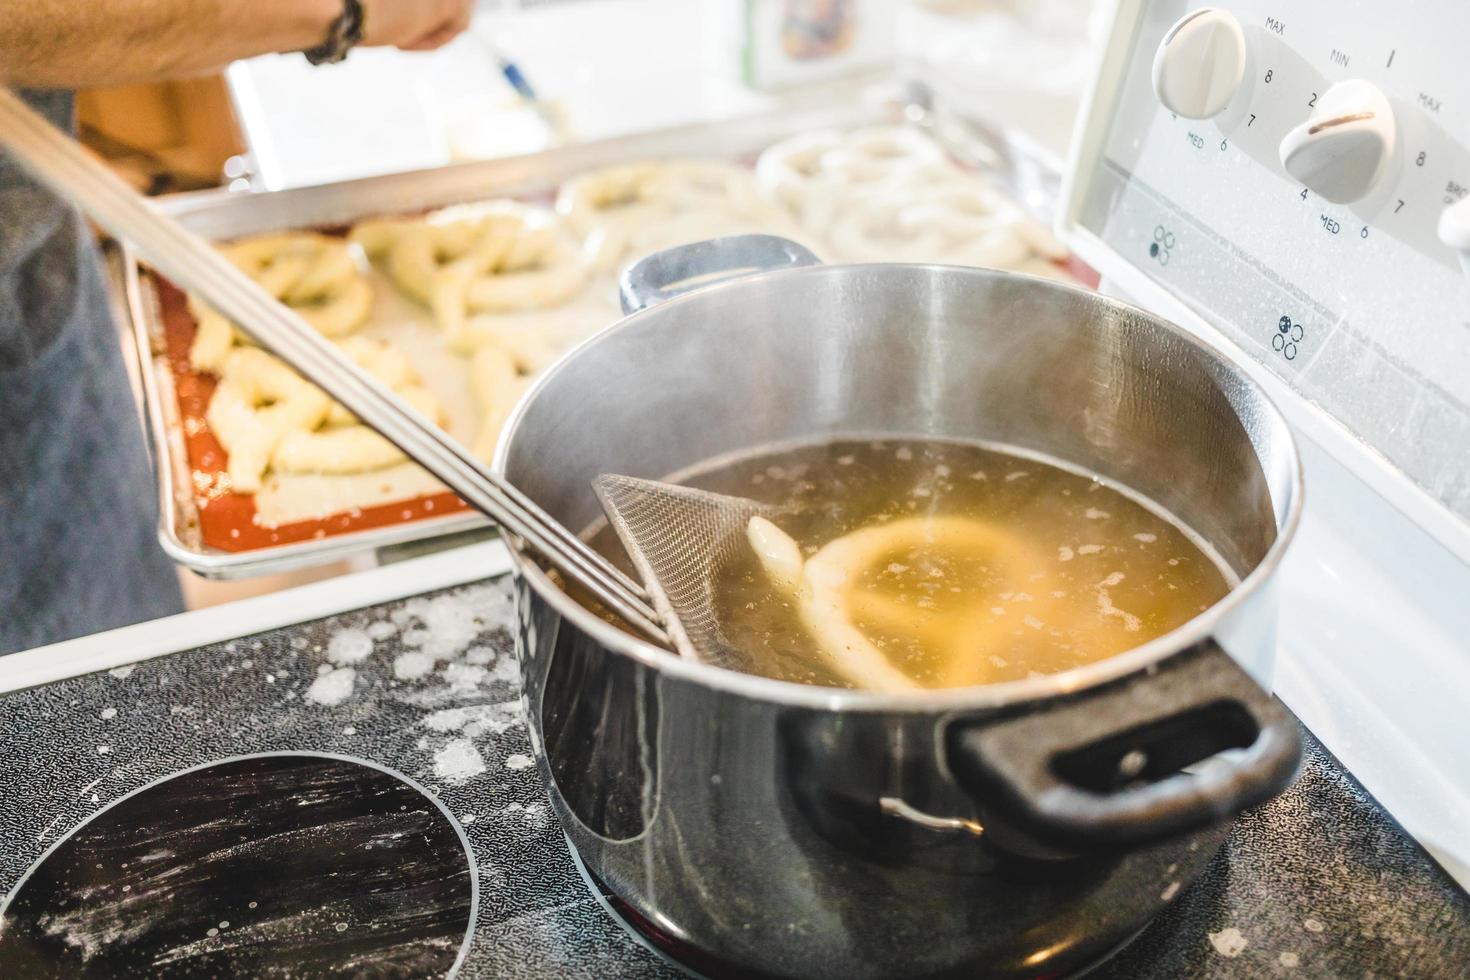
[1437,197,1470,280]
[1151,8,1247,119]
[1279,80,1396,204]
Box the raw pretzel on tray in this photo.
[206,338,446,494]
[350,204,590,350]
[556,159,809,273]
[188,232,373,373]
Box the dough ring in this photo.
[468,345,533,463]
[747,515,1058,691]
[758,126,1072,273]
[819,126,950,183]
[556,160,793,272]
[756,127,949,228]
[827,183,1031,268]
[206,347,332,494]
[186,296,238,375]
[351,206,588,343]
[207,339,445,492]
[819,171,1072,273]
[901,183,1070,264]
[188,233,373,373]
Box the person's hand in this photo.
[360,0,475,52]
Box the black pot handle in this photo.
[946,642,1302,850]
[619,234,821,314]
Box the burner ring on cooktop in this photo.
[0,752,477,979]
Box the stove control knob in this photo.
[1279,80,1396,204]
[1437,197,1470,280]
[1152,8,1247,119]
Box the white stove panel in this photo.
[1079,0,1470,529]
[1064,0,1470,888]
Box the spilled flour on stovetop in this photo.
[306,667,356,706]
[325,628,373,665]
[433,738,487,785]
[441,662,489,692]
[1208,927,1248,958]
[493,800,550,831]
[393,651,436,681]
[390,583,512,681]
[422,702,523,737]
[299,580,515,707]
[419,700,526,788]
[291,579,532,791]
[365,619,398,641]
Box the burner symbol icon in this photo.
[1150,225,1175,266]
[1272,315,1305,360]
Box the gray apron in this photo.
[0,90,184,655]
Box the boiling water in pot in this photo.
[587,437,1234,690]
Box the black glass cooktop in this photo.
[0,754,474,978]
[0,578,1466,978]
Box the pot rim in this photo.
[494,263,1304,713]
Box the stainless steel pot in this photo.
[497,237,1303,978]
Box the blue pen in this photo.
[498,57,537,103]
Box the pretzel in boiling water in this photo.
[747,514,1068,691]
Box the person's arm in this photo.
[0,0,474,89]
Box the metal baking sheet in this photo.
[110,84,1066,579]
[121,254,487,579]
